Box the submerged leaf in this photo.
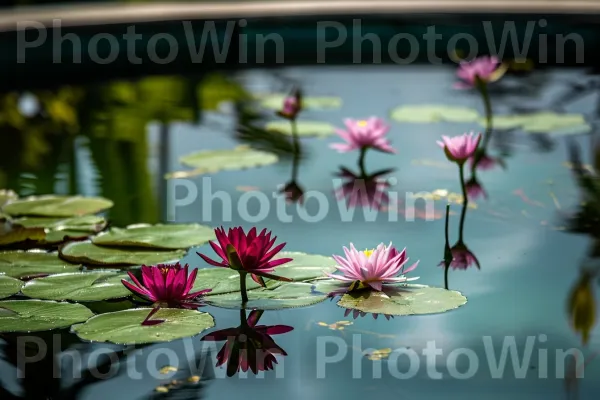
[0,300,94,332]
[71,308,215,345]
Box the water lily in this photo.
[334,167,392,210]
[326,243,419,291]
[330,117,395,154]
[455,55,505,89]
[201,309,293,377]
[121,263,212,325]
[276,88,302,120]
[437,132,482,164]
[197,227,293,302]
[465,176,487,200]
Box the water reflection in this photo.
[200,309,293,377]
[342,308,394,321]
[334,167,394,211]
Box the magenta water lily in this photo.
[331,117,395,154]
[326,243,419,292]
[198,226,293,303]
[455,55,505,89]
[437,132,482,165]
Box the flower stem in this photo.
[458,163,468,243]
[444,263,450,291]
[358,147,368,176]
[479,82,494,151]
[443,203,452,290]
[290,119,301,181]
[239,272,248,304]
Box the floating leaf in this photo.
[0,275,23,299]
[59,241,186,266]
[169,146,278,179]
[0,225,46,246]
[0,300,94,332]
[390,105,480,123]
[336,284,467,316]
[92,223,215,250]
[256,94,342,110]
[43,230,93,244]
[2,195,113,218]
[71,308,215,344]
[0,250,81,279]
[22,272,130,302]
[12,215,107,231]
[0,189,18,207]
[205,282,328,310]
[481,112,590,135]
[193,251,337,295]
[265,121,336,137]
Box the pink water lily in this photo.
[121,263,211,315]
[276,89,302,120]
[455,55,504,89]
[437,132,482,164]
[326,243,419,291]
[330,117,396,154]
[197,227,293,286]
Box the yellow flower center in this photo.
[357,120,368,127]
[363,249,374,258]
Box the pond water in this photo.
[1,65,599,399]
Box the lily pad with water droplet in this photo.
[0,300,94,332]
[265,121,336,137]
[2,195,114,218]
[336,284,467,316]
[59,241,187,266]
[22,272,130,302]
[256,94,342,110]
[481,112,590,135]
[169,146,278,179]
[0,275,23,299]
[0,250,81,279]
[193,251,337,295]
[205,282,328,310]
[390,105,480,123]
[92,223,215,250]
[71,308,215,345]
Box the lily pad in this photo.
[92,223,215,250]
[265,121,336,137]
[171,146,278,179]
[0,275,23,299]
[193,251,337,295]
[256,94,342,110]
[2,195,113,218]
[0,189,18,207]
[71,308,215,345]
[43,230,93,244]
[336,284,467,316]
[12,215,107,231]
[0,250,81,279]
[59,241,186,266]
[205,282,328,310]
[22,272,130,302]
[0,225,46,246]
[390,105,480,123]
[0,300,94,332]
[481,112,590,135]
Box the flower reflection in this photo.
[201,309,293,377]
[465,176,487,201]
[343,308,394,321]
[334,167,393,210]
[280,180,304,204]
[439,241,481,270]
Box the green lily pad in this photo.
[0,275,23,299]
[2,195,114,218]
[265,121,336,137]
[256,94,342,110]
[206,282,328,310]
[193,251,337,295]
[0,225,46,246]
[0,250,81,279]
[92,223,215,250]
[12,215,107,231]
[336,284,467,316]
[22,272,130,302]
[43,230,93,244]
[59,241,186,266]
[0,300,94,332]
[0,189,18,208]
[481,112,590,135]
[390,105,480,123]
[71,308,215,345]
[170,146,278,179]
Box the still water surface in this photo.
[1,65,599,399]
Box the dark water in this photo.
[1,65,599,399]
